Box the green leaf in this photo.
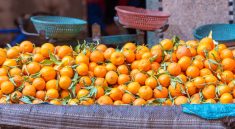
[20,96,33,104]
[40,60,54,65]
[9,77,17,86]
[69,73,80,97]
[172,36,180,46]
[149,55,158,63]
[49,52,61,65]
[156,85,163,91]
[88,87,97,98]
[170,80,177,89]
[180,85,186,94]
[30,72,41,79]
[152,98,166,103]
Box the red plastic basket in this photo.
[115,6,170,31]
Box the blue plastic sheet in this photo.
[182,104,235,120]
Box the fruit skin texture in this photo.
[1,81,14,94]
[167,63,181,76]
[220,93,233,104]
[110,52,125,66]
[138,86,153,100]
[97,95,113,105]
[176,46,191,59]
[40,66,56,81]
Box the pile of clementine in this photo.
[0,36,234,106]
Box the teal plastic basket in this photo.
[193,24,235,42]
[31,16,87,39]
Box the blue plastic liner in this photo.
[182,104,235,120]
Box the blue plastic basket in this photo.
[31,16,87,39]
[193,24,235,42]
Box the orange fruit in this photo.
[163,99,173,106]
[95,78,108,87]
[222,58,235,71]
[96,44,107,52]
[174,96,188,105]
[185,81,197,95]
[204,59,218,71]
[80,98,94,105]
[218,44,227,53]
[22,85,36,97]
[221,70,234,84]
[197,44,211,56]
[116,65,129,75]
[7,47,20,59]
[186,40,198,48]
[136,46,149,60]
[10,91,22,103]
[186,66,200,78]
[176,46,192,59]
[61,56,75,66]
[57,45,72,59]
[109,87,123,101]
[76,63,89,76]
[104,48,115,60]
[77,89,89,99]
[122,93,135,104]
[94,65,107,78]
[199,37,214,49]
[33,53,44,63]
[32,78,46,90]
[220,93,233,104]
[59,67,73,78]
[228,80,235,90]
[9,67,22,76]
[118,74,130,85]
[105,71,118,85]
[45,79,57,90]
[40,66,56,81]
[59,76,71,90]
[160,39,173,50]
[150,45,162,62]
[145,77,157,89]
[36,90,46,100]
[190,93,200,104]
[60,90,70,98]
[192,59,204,70]
[133,98,146,106]
[19,40,34,53]
[189,47,197,57]
[0,76,9,86]
[1,81,14,94]
[97,95,113,105]
[200,68,212,76]
[12,75,23,87]
[26,62,41,74]
[131,60,139,70]
[204,74,218,84]
[127,82,141,95]
[178,56,191,71]
[202,85,216,99]
[208,50,220,61]
[117,84,127,93]
[110,52,125,66]
[138,86,153,100]
[95,86,105,99]
[217,85,231,96]
[153,87,168,98]
[75,53,89,65]
[158,74,171,87]
[0,50,7,65]
[151,62,160,71]
[167,63,181,76]
[134,72,148,85]
[0,68,7,76]
[106,63,117,71]
[168,83,184,97]
[177,74,188,83]
[193,76,206,89]
[205,99,216,104]
[123,42,136,51]
[40,43,55,58]
[220,49,233,59]
[79,76,92,87]
[46,89,59,99]
[90,50,104,63]
[122,50,135,63]
[3,59,17,69]
[49,99,61,105]
[138,58,151,72]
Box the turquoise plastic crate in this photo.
[193,24,235,42]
